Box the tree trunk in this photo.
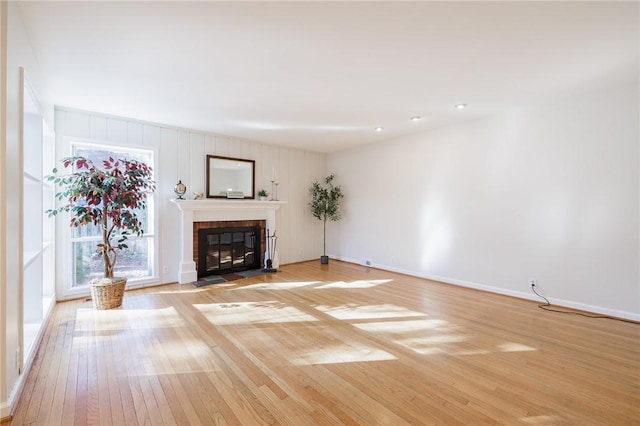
[323,217,327,256]
[102,205,113,278]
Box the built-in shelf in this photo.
[23,251,39,268]
[21,70,56,379]
[23,171,41,184]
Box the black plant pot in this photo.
[320,255,329,264]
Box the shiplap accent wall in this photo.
[54,107,326,291]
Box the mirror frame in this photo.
[206,155,256,199]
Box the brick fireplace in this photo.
[193,220,266,277]
[171,199,286,284]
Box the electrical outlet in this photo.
[528,277,537,287]
[162,266,169,274]
[361,258,372,267]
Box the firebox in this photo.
[197,226,261,278]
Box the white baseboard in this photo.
[3,297,57,419]
[0,401,10,420]
[334,255,639,322]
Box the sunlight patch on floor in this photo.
[520,414,562,423]
[497,342,536,352]
[76,306,185,330]
[151,287,218,294]
[454,349,491,356]
[448,342,538,356]
[238,281,320,290]
[128,337,219,376]
[354,319,448,332]
[158,339,218,372]
[290,342,396,365]
[195,301,319,324]
[394,334,469,355]
[315,304,427,320]
[314,279,392,289]
[354,318,468,355]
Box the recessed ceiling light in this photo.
[455,104,467,110]
[410,116,422,122]
[375,127,384,132]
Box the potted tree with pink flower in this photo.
[46,156,155,309]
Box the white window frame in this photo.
[56,137,159,299]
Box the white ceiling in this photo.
[17,1,639,153]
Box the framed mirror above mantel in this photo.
[206,155,255,199]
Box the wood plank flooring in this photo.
[9,260,640,425]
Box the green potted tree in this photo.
[258,189,269,201]
[46,156,155,309]
[309,174,344,264]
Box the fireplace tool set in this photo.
[262,229,279,273]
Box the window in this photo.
[69,142,156,287]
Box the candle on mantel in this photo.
[272,166,276,181]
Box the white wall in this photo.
[54,108,326,295]
[329,82,639,320]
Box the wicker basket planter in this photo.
[89,277,127,310]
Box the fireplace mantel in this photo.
[171,199,286,283]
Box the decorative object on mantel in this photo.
[174,180,186,199]
[226,190,245,199]
[258,189,269,201]
[269,166,279,201]
[46,156,155,309]
[262,229,279,272]
[309,174,344,264]
[193,192,203,200]
[269,181,280,200]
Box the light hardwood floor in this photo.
[9,260,640,425]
